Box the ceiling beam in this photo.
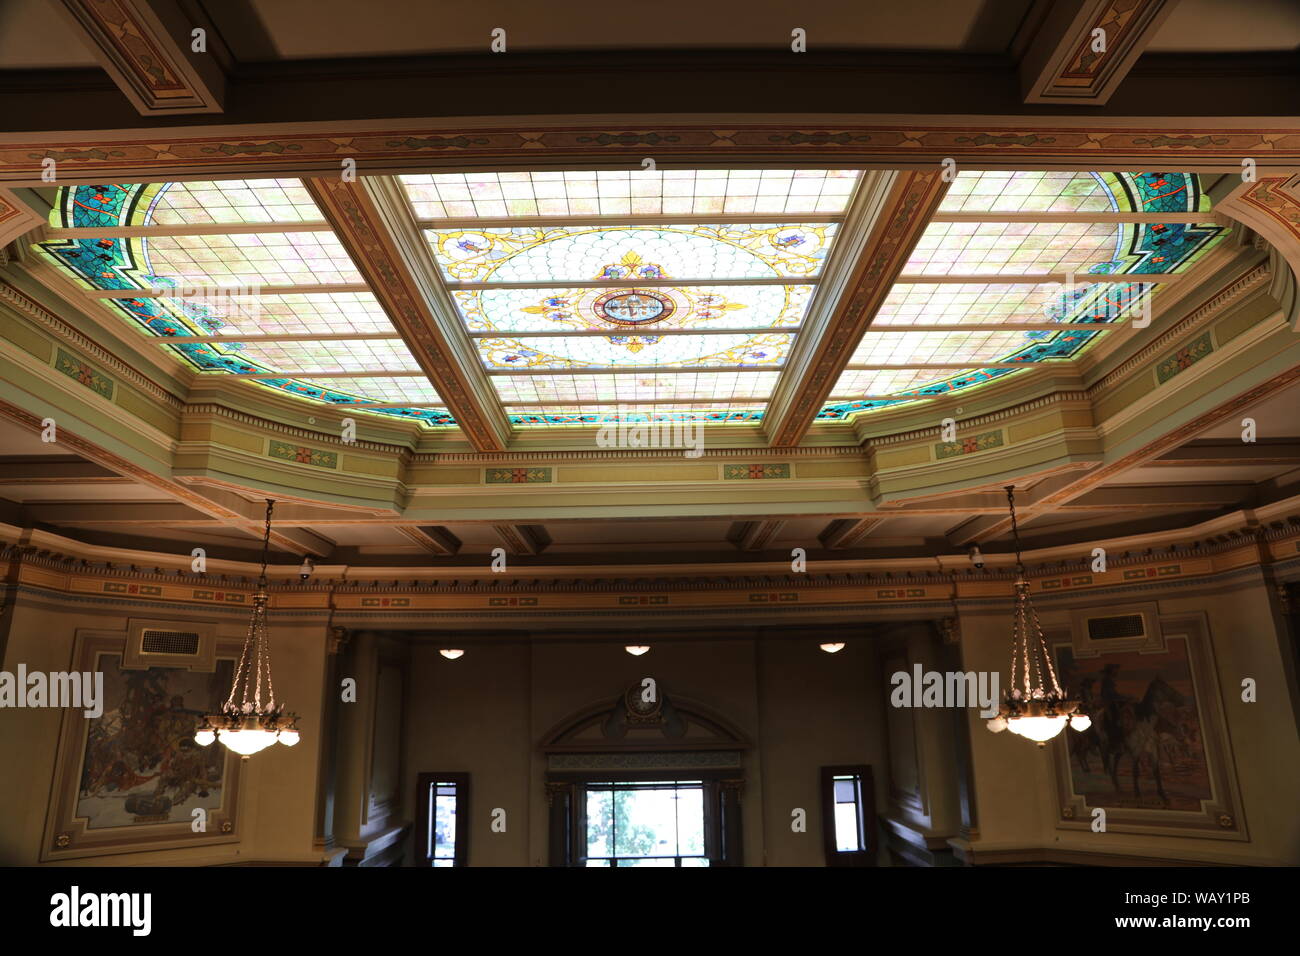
[1059,484,1252,510]
[493,524,550,556]
[305,176,511,451]
[5,46,1300,144]
[727,519,786,552]
[764,169,950,447]
[397,525,462,556]
[54,0,227,115]
[24,501,210,524]
[819,517,882,550]
[1017,0,1179,106]
[0,457,126,482]
[1151,441,1300,465]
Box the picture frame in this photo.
[1050,612,1248,841]
[40,626,244,861]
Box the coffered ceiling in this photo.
[0,0,1298,573]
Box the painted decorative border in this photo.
[1156,332,1214,384]
[54,348,115,400]
[485,466,552,483]
[723,463,791,479]
[267,440,338,469]
[936,429,1004,460]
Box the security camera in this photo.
[969,545,985,570]
[299,556,314,581]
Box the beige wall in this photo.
[0,594,328,866]
[957,574,1300,865]
[402,636,885,867]
[4,571,1297,867]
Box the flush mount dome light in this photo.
[439,649,465,660]
[624,645,650,656]
[819,642,846,654]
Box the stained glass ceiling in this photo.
[32,168,1227,432]
[409,169,856,424]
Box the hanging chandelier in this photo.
[986,486,1091,746]
[194,499,301,757]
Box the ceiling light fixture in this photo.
[624,645,650,656]
[299,556,314,581]
[194,499,300,757]
[819,642,846,654]
[439,649,465,660]
[986,486,1089,747]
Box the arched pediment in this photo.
[540,682,749,754]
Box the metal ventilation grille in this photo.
[1087,615,1145,641]
[140,629,201,655]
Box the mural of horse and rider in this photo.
[1056,638,1212,811]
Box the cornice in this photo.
[867,390,1090,447]
[0,278,182,408]
[182,402,415,458]
[7,501,1298,591]
[1090,260,1273,393]
[411,445,865,464]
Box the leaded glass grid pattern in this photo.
[34,181,453,427]
[817,171,1228,421]
[30,169,1226,431]
[408,171,861,424]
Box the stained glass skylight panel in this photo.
[154,291,395,337]
[817,171,1229,423]
[830,368,982,398]
[490,371,781,404]
[402,169,858,219]
[481,332,793,370]
[224,340,422,374]
[317,377,443,404]
[35,180,449,426]
[905,221,1122,276]
[428,224,837,284]
[457,284,811,334]
[400,169,862,424]
[148,179,324,224]
[142,232,362,287]
[872,283,1154,327]
[848,330,1036,367]
[939,171,1115,213]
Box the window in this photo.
[583,780,708,867]
[820,766,876,866]
[415,772,468,867]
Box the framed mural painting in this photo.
[41,623,243,860]
[1050,611,1247,841]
